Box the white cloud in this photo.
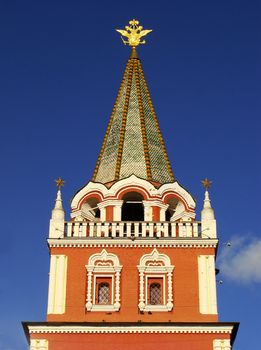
[218,235,261,284]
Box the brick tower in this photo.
[23,20,238,350]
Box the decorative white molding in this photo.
[71,175,195,215]
[97,200,124,208]
[30,339,48,350]
[85,249,122,311]
[138,249,174,312]
[171,202,195,222]
[48,238,218,248]
[89,304,120,312]
[159,181,196,210]
[198,255,217,315]
[213,339,231,350]
[47,255,67,314]
[139,248,172,267]
[88,249,120,267]
[28,324,234,335]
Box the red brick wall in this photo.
[47,246,217,323]
[31,332,230,350]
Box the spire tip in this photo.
[201,178,212,191]
[116,19,152,48]
[55,177,65,190]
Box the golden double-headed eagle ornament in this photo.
[116,19,152,47]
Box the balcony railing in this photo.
[64,221,202,239]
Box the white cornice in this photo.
[28,324,233,335]
[71,176,196,212]
[47,238,218,248]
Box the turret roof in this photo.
[92,48,174,186]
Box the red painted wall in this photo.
[31,332,230,350]
[47,246,217,323]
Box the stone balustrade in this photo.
[63,221,202,238]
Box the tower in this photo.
[23,20,238,350]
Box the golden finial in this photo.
[116,19,152,47]
[55,177,65,189]
[201,178,212,190]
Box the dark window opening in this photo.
[94,208,100,218]
[95,277,112,305]
[98,282,110,304]
[149,282,162,305]
[165,197,179,221]
[121,192,144,221]
[165,209,172,221]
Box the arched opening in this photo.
[81,197,100,221]
[165,196,179,221]
[121,192,144,221]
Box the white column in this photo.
[30,339,48,350]
[160,204,169,221]
[114,267,121,308]
[198,255,217,314]
[143,201,152,221]
[167,268,174,310]
[213,339,231,350]
[86,268,93,310]
[98,200,124,221]
[97,203,106,221]
[138,268,145,310]
[113,200,124,221]
[47,255,67,314]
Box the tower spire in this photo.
[201,178,217,238]
[201,178,214,220]
[49,178,65,238]
[92,20,174,185]
[52,177,65,217]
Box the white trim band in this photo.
[48,238,218,248]
[28,325,234,335]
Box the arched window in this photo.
[138,249,174,312]
[86,249,122,312]
[149,282,162,305]
[122,192,144,221]
[165,197,179,221]
[98,282,110,304]
[81,197,101,221]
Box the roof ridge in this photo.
[134,59,152,181]
[114,59,134,180]
[92,58,130,181]
[92,53,174,185]
[138,60,174,182]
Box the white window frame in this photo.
[86,249,122,312]
[138,249,174,312]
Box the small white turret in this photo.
[49,178,65,238]
[201,178,217,238]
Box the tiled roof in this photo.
[92,48,174,185]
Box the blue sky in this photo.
[0,0,260,349]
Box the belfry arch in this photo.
[121,192,144,221]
